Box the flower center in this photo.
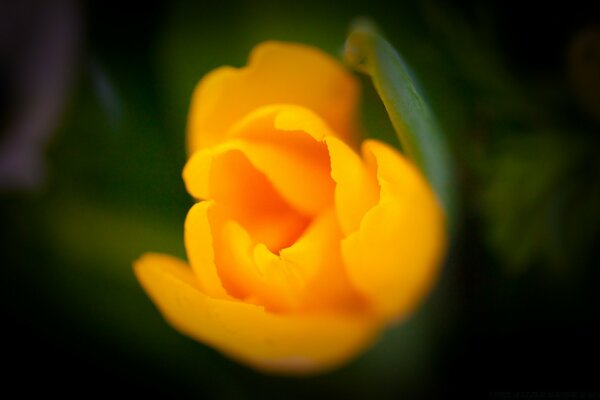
[208,149,312,253]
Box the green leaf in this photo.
[344,19,457,229]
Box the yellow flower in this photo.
[134,41,446,374]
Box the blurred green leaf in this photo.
[344,20,457,229]
[480,132,600,273]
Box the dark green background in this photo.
[2,0,599,397]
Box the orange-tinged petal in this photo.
[134,253,378,374]
[213,208,365,312]
[187,41,359,153]
[227,105,336,215]
[184,106,336,216]
[183,147,310,253]
[214,218,306,310]
[342,140,446,320]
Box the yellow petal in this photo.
[342,140,446,320]
[183,201,229,299]
[134,253,378,374]
[184,105,336,216]
[325,136,380,236]
[187,41,359,153]
[280,208,367,312]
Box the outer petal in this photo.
[134,253,378,374]
[342,140,446,320]
[187,41,359,153]
[184,201,230,299]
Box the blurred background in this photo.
[1,0,599,397]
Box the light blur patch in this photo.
[0,0,81,190]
